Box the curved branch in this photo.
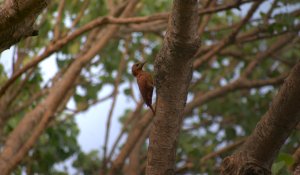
[101,57,126,173]
[221,61,300,174]
[176,138,247,174]
[185,74,287,115]
[193,0,263,68]
[0,1,140,174]
[0,0,263,96]
[290,145,300,174]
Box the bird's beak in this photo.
[141,61,146,67]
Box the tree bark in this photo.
[146,0,200,174]
[221,61,300,175]
[0,0,49,52]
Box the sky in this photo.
[0,48,138,173]
[0,0,297,172]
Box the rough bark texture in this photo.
[0,0,49,52]
[146,0,200,174]
[221,61,300,175]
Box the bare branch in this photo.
[107,101,144,162]
[185,73,286,115]
[53,0,65,41]
[221,62,300,174]
[290,145,300,174]
[198,0,253,15]
[0,1,140,174]
[242,33,297,77]
[176,138,246,174]
[193,0,263,68]
[69,0,90,30]
[101,57,126,174]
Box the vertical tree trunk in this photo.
[146,0,200,174]
[221,61,300,175]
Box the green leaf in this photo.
[271,161,285,175]
[124,88,131,96]
[278,153,295,166]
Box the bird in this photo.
[132,61,155,115]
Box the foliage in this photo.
[73,150,101,175]
[0,0,300,174]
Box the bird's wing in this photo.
[137,72,154,107]
[145,73,154,87]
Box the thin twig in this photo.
[175,138,247,174]
[193,1,263,68]
[69,0,90,30]
[102,56,127,173]
[53,0,65,41]
[107,101,143,162]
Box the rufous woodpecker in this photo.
[132,61,155,115]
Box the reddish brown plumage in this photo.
[132,62,155,115]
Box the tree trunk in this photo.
[0,0,49,52]
[221,60,300,175]
[146,0,200,174]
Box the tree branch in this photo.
[109,111,153,175]
[101,57,126,174]
[107,101,144,162]
[290,145,300,174]
[185,73,287,115]
[53,0,65,41]
[0,1,140,174]
[221,61,300,174]
[193,0,263,68]
[176,138,246,174]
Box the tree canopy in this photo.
[0,0,299,174]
